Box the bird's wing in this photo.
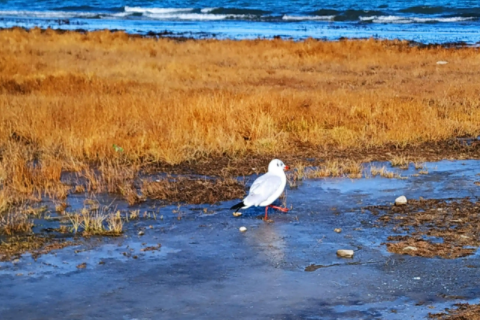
[244,174,282,206]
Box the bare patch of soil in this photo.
[366,198,480,258]
[0,235,78,261]
[141,176,245,204]
[429,303,480,319]
[149,139,480,177]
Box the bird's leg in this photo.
[270,205,289,212]
[264,206,269,220]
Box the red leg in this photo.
[270,205,289,212]
[264,206,269,220]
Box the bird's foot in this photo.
[262,217,274,223]
[270,205,289,213]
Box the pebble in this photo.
[395,195,407,205]
[403,246,418,251]
[436,61,448,65]
[336,249,354,258]
[239,226,247,232]
[138,230,145,236]
[334,228,342,233]
[233,212,242,217]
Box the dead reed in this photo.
[0,28,480,214]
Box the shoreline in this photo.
[1,26,477,48]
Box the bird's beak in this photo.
[284,165,290,171]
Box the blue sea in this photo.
[0,0,479,43]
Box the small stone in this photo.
[395,196,407,205]
[138,230,145,236]
[403,246,418,251]
[336,249,354,258]
[334,228,342,233]
[436,61,448,65]
[239,226,247,232]
[233,212,242,217]
[77,262,87,269]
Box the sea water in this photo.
[0,0,479,43]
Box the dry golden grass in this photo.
[67,208,123,236]
[0,210,33,235]
[1,28,480,209]
[370,165,404,179]
[287,160,363,187]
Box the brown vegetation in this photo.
[0,235,76,261]
[429,303,480,320]
[141,176,245,204]
[368,198,480,258]
[1,28,480,228]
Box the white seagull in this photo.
[231,159,290,220]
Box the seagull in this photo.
[230,159,290,220]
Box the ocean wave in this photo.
[0,10,99,19]
[332,9,384,21]
[200,8,217,13]
[124,6,194,14]
[399,6,447,14]
[207,7,270,15]
[0,7,477,24]
[53,5,124,13]
[360,15,475,23]
[282,15,334,21]
[144,12,248,20]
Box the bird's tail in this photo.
[230,201,245,212]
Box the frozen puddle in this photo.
[1,160,480,319]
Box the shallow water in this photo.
[1,160,480,319]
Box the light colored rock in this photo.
[395,195,407,205]
[436,61,448,65]
[233,212,242,217]
[336,249,354,258]
[239,226,247,232]
[403,246,418,251]
[138,230,145,236]
[334,228,342,233]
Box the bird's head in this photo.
[268,159,290,173]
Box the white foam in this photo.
[412,16,474,23]
[0,10,97,19]
[124,6,194,14]
[361,15,474,24]
[282,15,335,21]
[145,13,241,20]
[200,8,218,13]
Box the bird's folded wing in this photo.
[245,174,282,205]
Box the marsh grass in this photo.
[1,28,480,220]
[369,165,404,179]
[287,160,364,187]
[67,207,123,236]
[390,155,410,169]
[0,210,33,235]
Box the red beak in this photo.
[284,165,290,171]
